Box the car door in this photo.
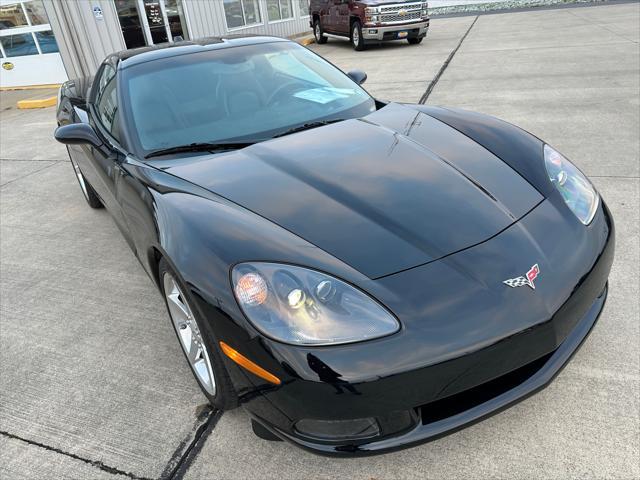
[84,60,132,240]
[334,0,350,35]
[323,0,336,32]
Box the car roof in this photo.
[115,35,290,69]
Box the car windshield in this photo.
[122,41,376,154]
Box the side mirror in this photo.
[347,69,367,85]
[54,123,102,148]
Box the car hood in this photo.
[163,103,543,278]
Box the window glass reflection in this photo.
[1,33,38,56]
[115,0,146,48]
[165,0,188,40]
[298,0,309,17]
[223,0,261,29]
[143,0,168,44]
[0,3,28,30]
[35,30,58,53]
[23,0,48,26]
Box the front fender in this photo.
[120,161,375,351]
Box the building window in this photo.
[297,0,309,18]
[165,0,189,40]
[0,3,28,29]
[223,0,262,29]
[22,0,47,25]
[1,32,37,56]
[267,0,293,22]
[34,30,58,53]
[0,1,58,57]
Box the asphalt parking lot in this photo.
[1,3,638,479]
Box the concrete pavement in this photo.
[1,3,638,479]
[307,16,478,103]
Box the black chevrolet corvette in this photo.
[55,36,614,455]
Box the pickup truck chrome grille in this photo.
[381,10,422,22]
[379,2,422,13]
[378,2,424,24]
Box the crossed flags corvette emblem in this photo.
[503,264,540,290]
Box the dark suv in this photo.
[309,0,429,50]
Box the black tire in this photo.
[313,18,327,44]
[351,20,366,51]
[66,147,103,209]
[408,37,423,45]
[159,258,239,410]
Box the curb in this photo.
[0,83,61,91]
[430,0,618,16]
[299,36,315,46]
[17,96,57,109]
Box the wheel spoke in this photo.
[193,359,211,387]
[163,272,216,396]
[167,289,190,324]
[177,323,192,347]
[188,336,201,362]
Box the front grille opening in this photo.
[383,28,420,40]
[420,351,554,425]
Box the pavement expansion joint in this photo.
[160,408,223,480]
[0,430,154,480]
[420,16,479,104]
[0,160,63,188]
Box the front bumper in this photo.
[362,20,429,41]
[267,284,608,455]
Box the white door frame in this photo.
[129,0,191,45]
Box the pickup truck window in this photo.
[123,41,375,153]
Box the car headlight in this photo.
[544,144,599,225]
[232,263,399,345]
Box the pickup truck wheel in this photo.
[351,21,366,51]
[313,19,327,44]
[408,37,423,45]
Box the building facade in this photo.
[0,0,311,88]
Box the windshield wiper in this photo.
[145,142,254,159]
[272,119,347,139]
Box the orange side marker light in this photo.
[219,341,281,385]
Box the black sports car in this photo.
[55,36,614,456]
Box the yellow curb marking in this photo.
[17,96,57,109]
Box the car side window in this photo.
[95,64,121,142]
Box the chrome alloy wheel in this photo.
[71,158,89,200]
[352,25,360,47]
[163,273,216,396]
[314,22,321,41]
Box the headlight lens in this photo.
[232,263,399,345]
[544,144,599,225]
